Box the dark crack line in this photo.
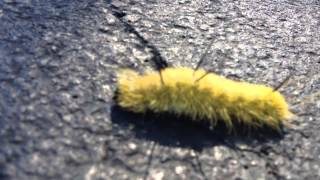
[229,143,289,179]
[194,152,209,180]
[143,141,156,180]
[265,160,286,180]
[112,158,143,174]
[106,0,169,70]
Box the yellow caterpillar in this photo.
[116,67,293,131]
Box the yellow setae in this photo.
[116,67,292,131]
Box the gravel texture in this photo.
[0,0,319,179]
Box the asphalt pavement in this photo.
[0,0,319,179]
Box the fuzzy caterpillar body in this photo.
[116,67,292,131]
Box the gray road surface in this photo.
[1,0,320,179]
